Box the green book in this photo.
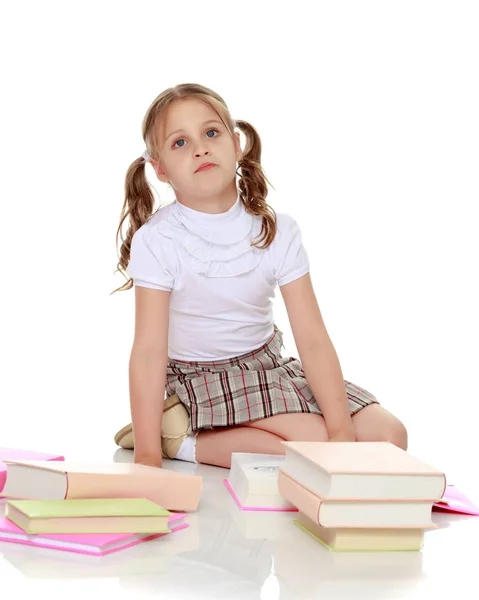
[6,498,171,534]
[293,517,424,552]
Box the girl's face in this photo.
[153,98,242,200]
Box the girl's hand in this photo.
[327,420,356,442]
[134,454,163,468]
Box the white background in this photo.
[0,0,477,491]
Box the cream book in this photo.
[294,512,424,552]
[278,470,437,528]
[2,460,202,512]
[5,498,171,534]
[225,453,296,511]
[281,441,446,500]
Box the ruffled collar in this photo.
[157,196,264,277]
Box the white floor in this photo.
[1,442,478,600]
[1,0,477,597]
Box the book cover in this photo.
[433,485,479,516]
[282,441,443,476]
[6,497,170,519]
[5,498,171,534]
[223,478,298,512]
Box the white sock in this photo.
[175,434,197,464]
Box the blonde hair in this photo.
[113,83,276,293]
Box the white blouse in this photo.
[127,196,309,361]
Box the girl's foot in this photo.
[113,395,190,458]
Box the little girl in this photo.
[112,83,407,469]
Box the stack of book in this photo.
[278,441,446,552]
[0,498,188,555]
[0,450,202,555]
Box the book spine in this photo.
[278,470,322,524]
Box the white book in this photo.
[225,453,297,511]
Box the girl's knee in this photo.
[353,405,408,450]
[389,419,408,450]
[375,415,408,450]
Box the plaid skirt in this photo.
[165,326,378,432]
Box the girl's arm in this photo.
[129,286,171,467]
[281,273,356,441]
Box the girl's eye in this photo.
[172,129,219,148]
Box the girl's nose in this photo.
[193,140,211,157]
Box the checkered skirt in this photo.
[165,326,378,432]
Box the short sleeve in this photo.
[126,225,178,291]
[272,214,310,287]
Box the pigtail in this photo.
[235,120,277,249]
[112,157,156,293]
[112,84,279,294]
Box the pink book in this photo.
[433,485,479,516]
[0,512,188,556]
[223,478,298,512]
[0,448,64,495]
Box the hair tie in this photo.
[142,149,150,162]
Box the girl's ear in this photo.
[234,131,242,162]
[150,159,169,183]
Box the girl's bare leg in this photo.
[248,408,408,449]
[352,404,408,449]
[195,413,328,468]
[194,406,408,469]
[245,412,329,441]
[196,426,285,468]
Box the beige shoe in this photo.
[114,422,135,450]
[113,394,190,459]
